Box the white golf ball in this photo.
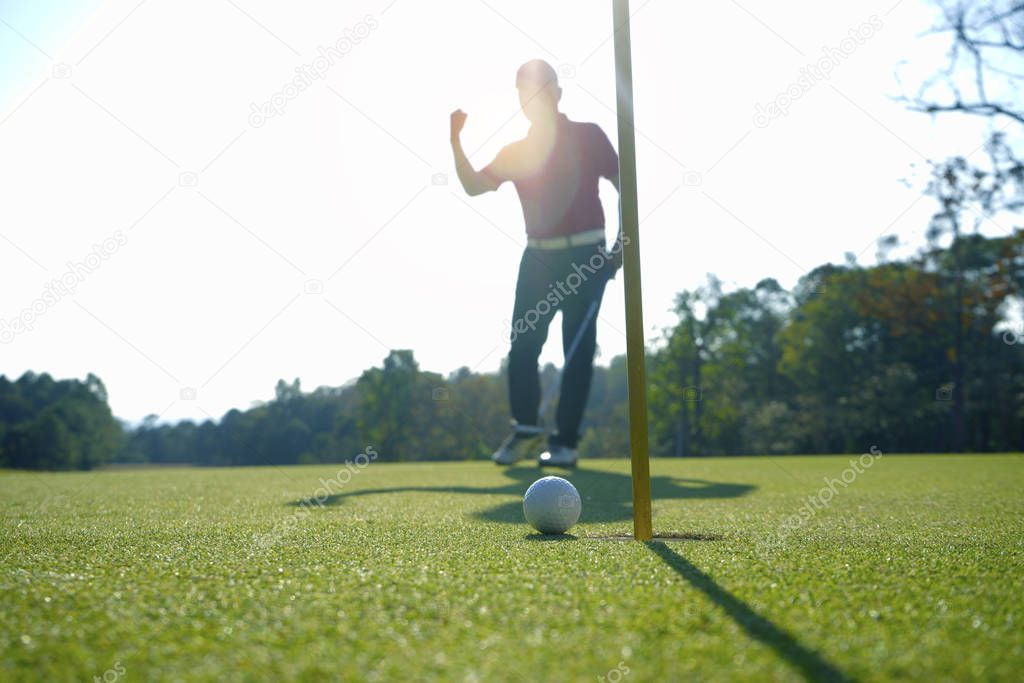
[523,476,582,534]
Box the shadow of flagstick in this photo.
[648,543,853,683]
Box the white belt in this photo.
[526,228,605,250]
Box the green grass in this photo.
[1,454,1022,682]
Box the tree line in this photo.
[2,226,1021,470]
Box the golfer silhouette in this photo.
[450,59,622,468]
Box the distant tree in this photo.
[274,377,302,402]
[431,366,507,459]
[650,277,791,456]
[578,355,632,458]
[6,410,76,470]
[356,350,420,460]
[0,372,121,470]
[920,136,1023,449]
[649,279,721,456]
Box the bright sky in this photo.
[0,0,1010,424]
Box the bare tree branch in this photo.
[898,1,1024,131]
[911,100,1024,125]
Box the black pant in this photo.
[508,243,610,448]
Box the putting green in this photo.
[1,454,1021,681]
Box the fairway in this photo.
[2,454,1022,681]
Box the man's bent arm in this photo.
[451,136,498,196]
[450,109,498,196]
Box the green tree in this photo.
[356,350,420,460]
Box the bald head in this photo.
[516,59,558,88]
[515,59,562,124]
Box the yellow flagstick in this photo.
[612,0,653,541]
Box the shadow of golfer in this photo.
[649,542,852,683]
[287,463,754,525]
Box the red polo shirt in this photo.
[481,114,619,239]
